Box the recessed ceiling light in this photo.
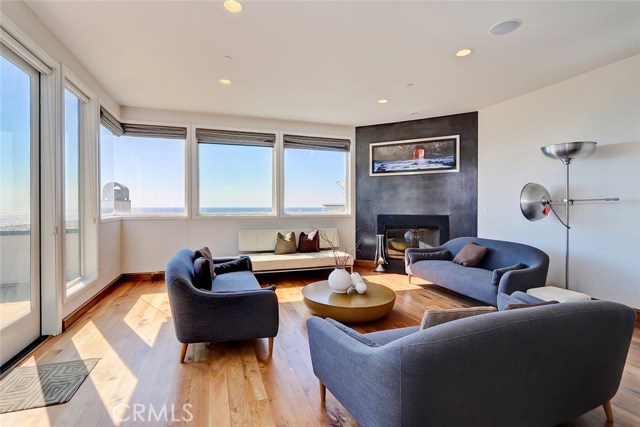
[489,19,522,36]
[455,48,473,57]
[377,99,389,104]
[223,0,243,13]
[218,79,232,85]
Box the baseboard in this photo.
[124,271,165,281]
[354,260,376,269]
[62,274,124,331]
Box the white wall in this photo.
[120,107,356,273]
[1,1,123,317]
[479,55,640,308]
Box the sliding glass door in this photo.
[0,46,41,366]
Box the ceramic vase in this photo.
[328,268,352,293]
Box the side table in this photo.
[527,286,591,303]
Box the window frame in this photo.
[98,118,190,220]
[280,131,353,218]
[193,124,278,219]
[62,67,99,300]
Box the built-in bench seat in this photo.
[238,228,354,274]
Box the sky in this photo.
[64,89,80,217]
[0,55,32,215]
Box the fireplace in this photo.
[377,215,449,271]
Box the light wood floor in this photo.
[1,269,638,427]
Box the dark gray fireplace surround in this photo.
[356,112,478,272]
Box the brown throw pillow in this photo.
[195,246,216,279]
[452,242,488,267]
[275,232,297,255]
[193,257,213,291]
[420,306,497,330]
[504,300,559,310]
[298,230,320,253]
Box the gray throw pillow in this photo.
[420,306,497,329]
[491,263,526,286]
[195,246,216,279]
[193,257,213,291]
[275,232,297,255]
[214,256,253,274]
[406,250,452,265]
[452,242,488,267]
[326,318,380,347]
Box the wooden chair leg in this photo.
[603,400,614,422]
[179,343,188,364]
[319,381,326,403]
[268,337,274,357]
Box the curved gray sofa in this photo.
[405,237,549,305]
[307,300,636,427]
[166,248,279,363]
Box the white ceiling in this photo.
[25,0,640,126]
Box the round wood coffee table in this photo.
[302,280,396,323]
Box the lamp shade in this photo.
[520,182,551,222]
[540,141,596,162]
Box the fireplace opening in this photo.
[385,226,440,260]
[377,214,449,271]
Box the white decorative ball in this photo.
[355,281,368,294]
[350,272,363,284]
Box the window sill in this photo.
[64,276,98,301]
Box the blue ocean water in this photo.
[373,156,456,173]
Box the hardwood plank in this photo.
[1,269,637,427]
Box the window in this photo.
[0,47,39,331]
[63,77,99,298]
[64,88,82,285]
[283,134,350,214]
[196,128,275,215]
[99,112,187,217]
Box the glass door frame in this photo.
[0,45,42,367]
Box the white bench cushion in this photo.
[247,250,353,272]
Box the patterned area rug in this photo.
[0,358,100,413]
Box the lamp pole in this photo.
[563,159,571,290]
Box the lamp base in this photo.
[374,264,386,272]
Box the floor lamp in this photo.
[519,141,619,289]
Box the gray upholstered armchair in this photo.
[307,301,635,427]
[166,248,279,363]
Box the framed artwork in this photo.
[369,135,460,176]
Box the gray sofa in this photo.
[307,300,636,427]
[165,248,279,363]
[405,237,549,305]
